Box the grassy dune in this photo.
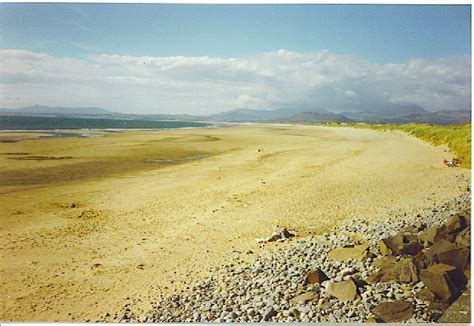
[317,122,471,168]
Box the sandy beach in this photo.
[0,124,470,322]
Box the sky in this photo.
[0,3,471,114]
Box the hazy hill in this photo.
[0,104,470,125]
[288,111,354,123]
[207,108,309,121]
[0,105,113,116]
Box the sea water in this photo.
[0,115,211,130]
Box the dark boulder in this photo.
[419,263,467,302]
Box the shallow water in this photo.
[0,131,105,142]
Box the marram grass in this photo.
[324,122,472,168]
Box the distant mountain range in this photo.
[0,104,111,116]
[0,103,471,125]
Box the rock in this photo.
[425,239,469,270]
[415,288,436,302]
[380,234,404,255]
[400,224,424,234]
[263,308,277,321]
[398,258,420,283]
[289,292,318,305]
[419,264,467,302]
[428,300,450,320]
[413,251,428,271]
[304,269,328,285]
[436,246,470,271]
[341,267,356,276]
[455,227,470,248]
[289,308,300,318]
[462,209,471,226]
[379,232,423,256]
[426,239,457,262]
[372,256,398,268]
[402,233,419,243]
[373,301,414,323]
[367,257,418,284]
[327,279,358,301]
[445,214,467,234]
[399,241,424,256]
[419,226,446,245]
[437,281,471,323]
[328,244,369,261]
[317,298,329,307]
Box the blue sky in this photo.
[0,4,470,63]
[0,4,471,114]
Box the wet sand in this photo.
[0,124,470,321]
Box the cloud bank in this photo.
[0,49,470,114]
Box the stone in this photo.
[415,288,436,302]
[428,300,450,320]
[373,301,414,323]
[455,227,470,248]
[437,282,471,323]
[263,308,277,321]
[399,241,424,256]
[400,224,424,234]
[462,209,471,226]
[445,214,467,234]
[436,246,470,271]
[328,244,369,261]
[419,264,467,302]
[304,269,328,285]
[424,239,470,270]
[398,258,420,283]
[327,279,358,301]
[372,256,398,268]
[379,232,423,256]
[426,239,457,262]
[380,234,404,255]
[289,292,318,305]
[402,233,419,243]
[289,308,300,318]
[419,226,446,245]
[413,250,429,272]
[367,257,418,284]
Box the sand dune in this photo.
[0,124,470,321]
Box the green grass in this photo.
[321,122,472,168]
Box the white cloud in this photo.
[0,49,470,114]
[344,90,358,98]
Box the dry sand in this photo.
[0,124,470,321]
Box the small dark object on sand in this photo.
[256,228,294,243]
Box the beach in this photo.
[0,124,470,322]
